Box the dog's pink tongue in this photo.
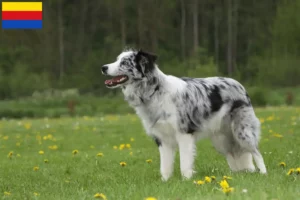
[105,76,123,85]
[105,79,113,85]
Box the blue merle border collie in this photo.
[102,49,267,181]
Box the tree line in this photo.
[0,0,299,99]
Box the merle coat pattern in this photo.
[102,49,267,181]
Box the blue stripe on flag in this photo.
[2,20,42,29]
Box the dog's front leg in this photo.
[158,142,176,181]
[177,133,196,180]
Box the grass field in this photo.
[0,107,300,200]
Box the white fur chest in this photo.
[122,74,187,142]
[128,92,179,142]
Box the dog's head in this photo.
[102,49,157,88]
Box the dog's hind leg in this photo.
[211,134,239,172]
[235,152,256,172]
[225,153,238,171]
[231,107,267,174]
[252,149,266,174]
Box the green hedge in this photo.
[1,87,300,119]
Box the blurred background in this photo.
[0,0,300,118]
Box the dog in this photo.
[102,49,267,181]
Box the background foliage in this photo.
[0,0,300,117]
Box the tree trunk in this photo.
[137,1,143,47]
[120,0,126,48]
[150,27,158,52]
[150,1,158,52]
[214,3,219,66]
[227,0,233,76]
[232,0,239,72]
[75,0,87,61]
[180,0,186,61]
[193,0,199,54]
[58,0,65,84]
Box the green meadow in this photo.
[0,107,300,200]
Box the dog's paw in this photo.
[181,169,196,180]
[161,170,173,181]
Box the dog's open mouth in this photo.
[104,75,129,87]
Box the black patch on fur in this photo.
[186,114,198,134]
[203,110,209,119]
[149,77,158,86]
[246,92,252,105]
[139,97,144,104]
[135,50,157,76]
[208,85,223,112]
[238,132,246,140]
[199,81,209,92]
[153,136,161,147]
[220,85,226,89]
[230,100,250,113]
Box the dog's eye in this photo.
[120,61,126,65]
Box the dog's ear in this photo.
[135,50,158,77]
[137,49,158,63]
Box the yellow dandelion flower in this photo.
[48,145,58,150]
[204,176,212,183]
[72,150,79,155]
[223,176,233,180]
[296,168,300,175]
[97,153,104,157]
[94,193,107,199]
[120,162,127,167]
[4,191,11,196]
[126,144,131,148]
[43,136,48,140]
[211,176,216,181]
[220,180,229,189]
[287,168,295,175]
[33,166,39,171]
[39,150,44,155]
[3,136,9,140]
[47,134,53,140]
[279,162,286,167]
[24,123,32,130]
[119,144,125,150]
[222,187,234,194]
[44,159,49,163]
[259,118,265,123]
[33,192,40,196]
[7,151,13,158]
[113,145,118,150]
[16,142,21,147]
[17,154,21,157]
[272,133,283,138]
[145,197,157,200]
[193,180,205,185]
[130,138,135,142]
[266,116,274,121]
[129,152,133,156]
[146,159,152,163]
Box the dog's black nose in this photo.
[102,65,108,74]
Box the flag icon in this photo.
[2,2,43,29]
